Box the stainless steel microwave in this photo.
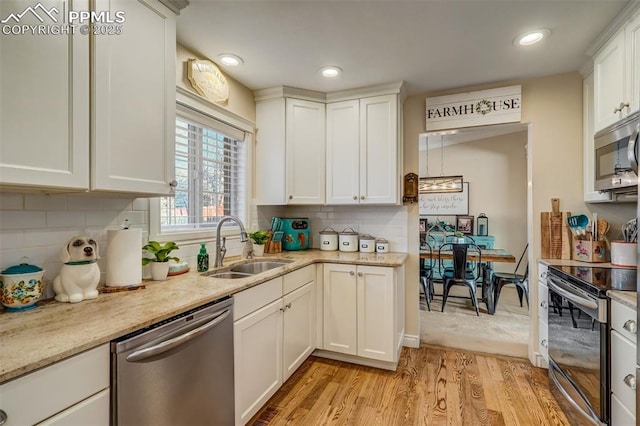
[594,111,640,193]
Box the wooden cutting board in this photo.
[541,198,572,259]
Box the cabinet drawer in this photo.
[538,282,549,324]
[283,265,314,295]
[0,344,109,426]
[611,392,635,426]
[611,300,637,344]
[611,330,637,412]
[234,277,283,321]
[538,318,549,363]
[38,388,109,426]
[537,262,548,283]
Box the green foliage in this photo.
[142,241,180,265]
[249,230,270,245]
[454,231,464,237]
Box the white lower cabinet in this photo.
[233,266,316,425]
[322,263,402,364]
[610,299,637,425]
[0,344,109,426]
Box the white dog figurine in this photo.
[53,236,101,303]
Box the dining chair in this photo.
[439,242,482,316]
[491,243,529,312]
[419,234,437,311]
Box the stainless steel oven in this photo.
[546,265,636,425]
[594,111,640,194]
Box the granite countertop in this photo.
[608,290,637,309]
[0,250,407,383]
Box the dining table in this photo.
[419,247,516,315]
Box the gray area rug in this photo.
[420,283,529,358]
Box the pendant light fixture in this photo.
[419,134,464,193]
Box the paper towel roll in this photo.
[106,228,142,287]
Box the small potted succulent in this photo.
[142,241,180,280]
[248,231,270,256]
[453,231,466,244]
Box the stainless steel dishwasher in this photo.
[111,297,234,426]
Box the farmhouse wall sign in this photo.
[187,59,229,104]
[426,85,521,131]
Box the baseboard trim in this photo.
[312,350,399,371]
[403,334,420,348]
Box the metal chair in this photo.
[491,243,529,312]
[439,242,483,316]
[420,234,437,311]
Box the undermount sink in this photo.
[229,260,293,275]
[203,259,293,279]
[205,271,253,279]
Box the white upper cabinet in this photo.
[326,95,399,205]
[255,83,403,206]
[0,0,176,196]
[285,98,326,204]
[326,100,360,204]
[583,72,612,203]
[0,0,90,191]
[593,9,640,132]
[358,95,398,205]
[92,0,176,195]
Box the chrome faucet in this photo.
[214,215,249,267]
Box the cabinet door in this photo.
[283,281,316,381]
[0,0,89,190]
[610,330,636,413]
[626,11,640,115]
[323,264,357,355]
[285,98,325,204]
[359,95,398,204]
[594,30,626,132]
[583,72,612,202]
[357,266,395,361]
[326,100,360,204]
[255,98,286,204]
[92,0,176,195]
[234,298,283,426]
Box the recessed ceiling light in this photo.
[514,29,550,46]
[219,54,243,67]
[320,66,342,78]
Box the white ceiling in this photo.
[176,0,632,96]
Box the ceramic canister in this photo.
[319,227,338,251]
[376,239,390,253]
[339,228,359,252]
[359,234,376,253]
[0,260,45,312]
[610,241,637,267]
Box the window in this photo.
[152,102,248,241]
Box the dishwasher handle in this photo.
[126,309,231,363]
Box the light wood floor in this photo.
[250,345,570,426]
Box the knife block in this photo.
[571,238,608,263]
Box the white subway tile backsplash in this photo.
[0,231,24,250]
[46,211,86,228]
[0,193,24,210]
[67,196,104,211]
[119,211,146,226]
[25,194,67,211]
[86,211,120,227]
[0,211,46,229]
[24,229,73,248]
[102,198,133,210]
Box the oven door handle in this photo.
[549,360,605,425]
[547,276,598,310]
[126,309,231,362]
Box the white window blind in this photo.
[159,106,246,233]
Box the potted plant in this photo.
[142,241,180,280]
[248,231,270,256]
[453,231,466,244]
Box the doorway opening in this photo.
[418,123,530,358]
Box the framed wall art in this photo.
[456,215,474,235]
